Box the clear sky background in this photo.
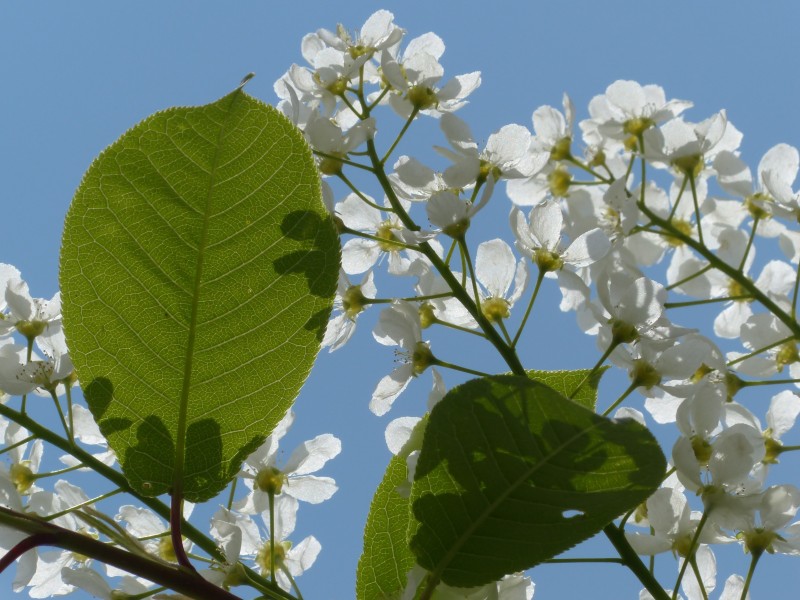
[2,1,800,598]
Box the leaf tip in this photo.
[239,72,256,89]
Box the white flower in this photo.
[304,110,375,175]
[426,187,491,240]
[0,278,61,340]
[436,113,533,188]
[472,239,529,323]
[371,301,439,416]
[402,565,534,600]
[316,10,404,57]
[390,155,448,202]
[61,568,151,600]
[581,80,692,149]
[322,270,377,352]
[729,312,800,379]
[234,410,340,512]
[506,94,575,206]
[643,111,742,178]
[337,193,430,275]
[0,324,76,399]
[626,486,725,600]
[115,504,193,563]
[725,390,800,464]
[380,32,480,118]
[0,463,37,592]
[672,422,765,502]
[26,481,96,598]
[714,143,800,222]
[59,404,116,469]
[510,200,610,275]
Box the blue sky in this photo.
[2,1,800,598]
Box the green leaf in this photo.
[409,375,665,588]
[357,455,416,600]
[60,87,339,502]
[526,367,608,411]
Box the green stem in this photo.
[48,390,71,442]
[793,258,800,321]
[364,138,526,376]
[671,510,710,600]
[381,108,418,165]
[433,358,492,378]
[569,340,619,400]
[738,216,759,272]
[667,175,689,221]
[544,557,624,564]
[497,319,513,346]
[567,155,612,184]
[726,336,794,367]
[666,264,712,291]
[512,269,544,348]
[33,463,83,479]
[340,227,420,251]
[42,488,123,522]
[433,318,486,338]
[640,202,800,338]
[603,524,670,600]
[226,478,237,511]
[312,150,372,173]
[282,566,305,600]
[337,173,388,210]
[739,377,800,387]
[664,295,751,309]
[688,175,704,246]
[689,556,709,600]
[601,381,638,417]
[458,237,484,319]
[269,490,276,584]
[0,435,34,456]
[740,551,761,600]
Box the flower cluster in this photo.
[278,9,800,599]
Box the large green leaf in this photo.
[526,367,608,411]
[409,375,665,588]
[60,86,339,502]
[356,454,416,600]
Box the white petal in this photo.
[440,113,477,152]
[341,238,381,274]
[286,535,322,575]
[476,239,516,298]
[562,228,610,268]
[767,390,800,438]
[370,364,413,416]
[485,124,531,167]
[385,416,422,455]
[605,80,646,116]
[285,475,338,504]
[529,201,563,249]
[284,434,342,476]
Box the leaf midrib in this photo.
[173,90,243,497]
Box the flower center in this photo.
[481,297,510,323]
[343,285,368,319]
[630,359,661,389]
[257,540,291,575]
[10,462,35,494]
[255,466,285,495]
[548,167,572,198]
[376,222,403,252]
